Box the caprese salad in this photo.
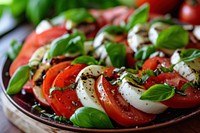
[6,4,200,128]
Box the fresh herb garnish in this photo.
[98,25,126,35]
[7,65,31,95]
[32,104,71,123]
[126,3,149,31]
[55,8,96,24]
[104,42,126,68]
[134,45,156,60]
[70,107,114,128]
[7,40,22,60]
[49,84,76,98]
[140,84,175,102]
[48,31,85,58]
[180,48,200,62]
[156,25,189,49]
[72,56,100,65]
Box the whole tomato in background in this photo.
[136,0,181,14]
[179,0,200,25]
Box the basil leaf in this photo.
[55,8,95,24]
[98,25,126,35]
[105,42,126,68]
[48,32,85,58]
[156,25,189,49]
[140,84,175,102]
[134,45,156,60]
[72,56,99,65]
[70,107,114,128]
[7,65,31,95]
[150,17,176,25]
[49,84,76,97]
[7,40,22,60]
[10,0,27,17]
[180,48,200,62]
[126,3,149,31]
[180,82,197,92]
[26,0,53,25]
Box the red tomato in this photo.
[179,1,200,25]
[143,57,200,108]
[42,61,71,105]
[51,64,86,118]
[9,26,67,76]
[142,56,171,70]
[136,0,180,14]
[95,74,156,127]
[145,72,200,108]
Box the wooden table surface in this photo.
[0,24,199,133]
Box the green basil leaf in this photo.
[70,107,114,128]
[48,31,85,58]
[134,45,156,60]
[140,84,175,102]
[180,48,200,62]
[49,84,76,98]
[26,0,53,25]
[126,3,149,31]
[98,25,126,35]
[55,8,95,24]
[7,40,22,60]
[10,0,27,17]
[7,65,31,95]
[105,42,126,68]
[72,56,99,65]
[150,17,176,25]
[156,25,189,49]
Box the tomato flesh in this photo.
[95,75,155,127]
[9,26,67,76]
[51,64,86,118]
[143,57,200,108]
[179,2,200,25]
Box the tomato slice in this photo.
[95,74,155,127]
[143,57,200,108]
[43,61,71,104]
[9,26,67,76]
[142,56,171,70]
[51,64,86,118]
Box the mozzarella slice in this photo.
[33,85,49,106]
[76,65,105,112]
[171,50,200,84]
[149,22,170,44]
[36,20,52,34]
[128,24,150,52]
[93,32,115,48]
[193,25,200,40]
[29,45,50,68]
[118,73,168,114]
[32,64,51,106]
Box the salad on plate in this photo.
[6,4,200,129]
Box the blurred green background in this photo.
[0,0,136,26]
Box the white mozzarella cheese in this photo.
[193,25,200,40]
[36,20,52,34]
[118,76,168,114]
[128,24,150,52]
[93,32,115,48]
[171,50,200,84]
[29,45,50,68]
[76,65,105,112]
[149,22,170,44]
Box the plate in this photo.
[1,55,200,133]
